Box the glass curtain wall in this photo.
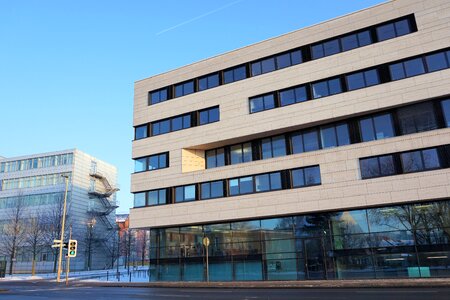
[149,199,450,281]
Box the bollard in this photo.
[118,271,120,282]
[129,272,132,282]
[107,271,109,281]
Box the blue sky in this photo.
[0,0,385,213]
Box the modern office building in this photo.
[130,0,450,281]
[0,149,119,273]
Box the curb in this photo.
[71,278,450,289]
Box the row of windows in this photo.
[311,17,413,59]
[359,145,450,179]
[0,172,71,191]
[0,153,73,173]
[0,192,65,209]
[207,97,450,169]
[147,15,416,106]
[133,165,321,207]
[134,106,219,140]
[134,152,169,173]
[250,47,450,113]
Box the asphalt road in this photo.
[1,281,450,300]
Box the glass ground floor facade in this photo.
[149,199,450,281]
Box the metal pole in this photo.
[57,175,69,283]
[65,226,72,286]
[206,244,209,283]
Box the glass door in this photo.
[304,238,326,279]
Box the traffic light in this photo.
[68,239,77,258]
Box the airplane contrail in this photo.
[156,0,243,35]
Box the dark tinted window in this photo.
[174,81,194,98]
[401,148,440,173]
[261,135,286,159]
[201,181,224,199]
[292,130,320,154]
[175,185,196,202]
[279,86,307,107]
[148,153,168,170]
[397,102,437,134]
[223,65,246,84]
[199,107,220,125]
[135,125,148,140]
[198,73,219,91]
[441,99,450,127]
[206,148,225,169]
[376,19,412,42]
[230,143,252,165]
[251,58,276,76]
[359,113,395,142]
[148,189,166,206]
[292,166,321,187]
[250,94,275,113]
[360,155,396,179]
[341,30,372,51]
[425,52,449,72]
[389,58,425,80]
[150,88,168,105]
[346,69,379,90]
[320,123,350,149]
[312,78,342,98]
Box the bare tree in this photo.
[42,194,68,273]
[0,193,26,275]
[25,209,46,276]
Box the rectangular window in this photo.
[230,143,252,165]
[359,113,395,142]
[346,69,380,91]
[376,18,412,42]
[201,181,224,200]
[255,172,282,192]
[249,94,275,113]
[135,125,148,140]
[148,189,167,206]
[148,153,168,170]
[199,106,220,125]
[401,148,440,173]
[275,49,302,69]
[311,39,340,59]
[261,135,287,159]
[425,52,449,72]
[441,99,450,127]
[229,176,254,196]
[360,155,397,179]
[198,73,219,91]
[134,158,147,172]
[206,148,225,169]
[175,185,196,202]
[279,86,307,107]
[291,166,321,188]
[397,102,437,135]
[312,78,342,99]
[341,30,372,51]
[223,65,246,84]
[251,57,276,76]
[174,80,194,98]
[389,57,425,80]
[320,123,350,149]
[291,130,320,154]
[134,192,146,207]
[149,88,168,105]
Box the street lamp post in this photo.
[56,175,69,283]
[87,218,96,271]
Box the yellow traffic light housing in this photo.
[68,239,77,258]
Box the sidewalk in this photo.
[75,278,450,289]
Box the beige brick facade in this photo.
[130,0,450,229]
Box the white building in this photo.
[0,149,118,273]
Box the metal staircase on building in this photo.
[87,169,119,231]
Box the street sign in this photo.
[202,237,210,247]
[51,242,68,249]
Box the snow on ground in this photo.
[0,266,152,282]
